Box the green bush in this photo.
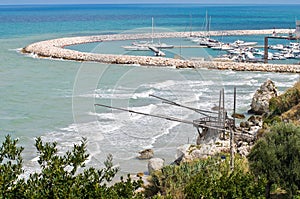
[248,123,300,198]
[0,135,143,199]
[145,155,266,199]
[184,157,266,199]
[145,157,217,198]
[268,82,300,119]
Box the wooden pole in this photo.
[230,88,236,170]
[222,88,225,128]
[233,87,236,129]
[222,88,225,139]
[264,37,269,63]
[230,127,234,170]
[218,90,221,124]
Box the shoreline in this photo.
[22,29,300,73]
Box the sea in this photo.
[0,4,300,177]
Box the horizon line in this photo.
[1,3,300,6]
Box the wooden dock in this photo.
[174,45,264,49]
[173,45,207,48]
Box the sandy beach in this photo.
[22,29,300,73]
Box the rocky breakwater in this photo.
[22,29,300,73]
[208,61,300,73]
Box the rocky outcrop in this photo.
[175,137,231,163]
[249,79,278,115]
[148,158,164,174]
[235,115,263,156]
[137,149,154,160]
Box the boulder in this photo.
[148,158,164,174]
[249,79,278,115]
[137,149,154,160]
[176,144,191,159]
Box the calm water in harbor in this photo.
[0,4,300,175]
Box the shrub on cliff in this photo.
[144,157,217,198]
[0,135,143,199]
[267,81,300,124]
[145,155,266,199]
[184,157,266,199]
[248,123,300,198]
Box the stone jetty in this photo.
[22,29,300,73]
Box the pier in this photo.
[264,35,299,63]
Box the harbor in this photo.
[22,28,300,73]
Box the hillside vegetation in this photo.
[268,81,300,124]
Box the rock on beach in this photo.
[138,149,154,160]
[148,158,165,174]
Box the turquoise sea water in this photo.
[0,4,300,175]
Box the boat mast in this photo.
[205,11,211,37]
[189,13,193,36]
[208,16,211,36]
[205,11,208,33]
[151,17,154,43]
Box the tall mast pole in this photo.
[151,17,154,43]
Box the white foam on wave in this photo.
[95,100,191,153]
[276,81,298,89]
[79,92,133,99]
[88,111,116,121]
[224,70,237,75]
[9,48,23,52]
[148,80,178,89]
[131,89,155,99]
[130,104,157,120]
[144,120,180,149]
[48,121,106,144]
[38,120,114,168]
[82,87,155,99]
[148,79,215,90]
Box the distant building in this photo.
[296,20,300,39]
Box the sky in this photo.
[1,0,299,5]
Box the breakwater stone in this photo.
[22,29,300,73]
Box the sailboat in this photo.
[122,17,173,52]
[134,17,174,49]
[190,11,220,47]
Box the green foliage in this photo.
[248,123,300,198]
[145,155,266,199]
[0,135,143,199]
[145,157,216,198]
[184,157,266,199]
[267,81,300,125]
[269,82,300,115]
[0,135,25,198]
